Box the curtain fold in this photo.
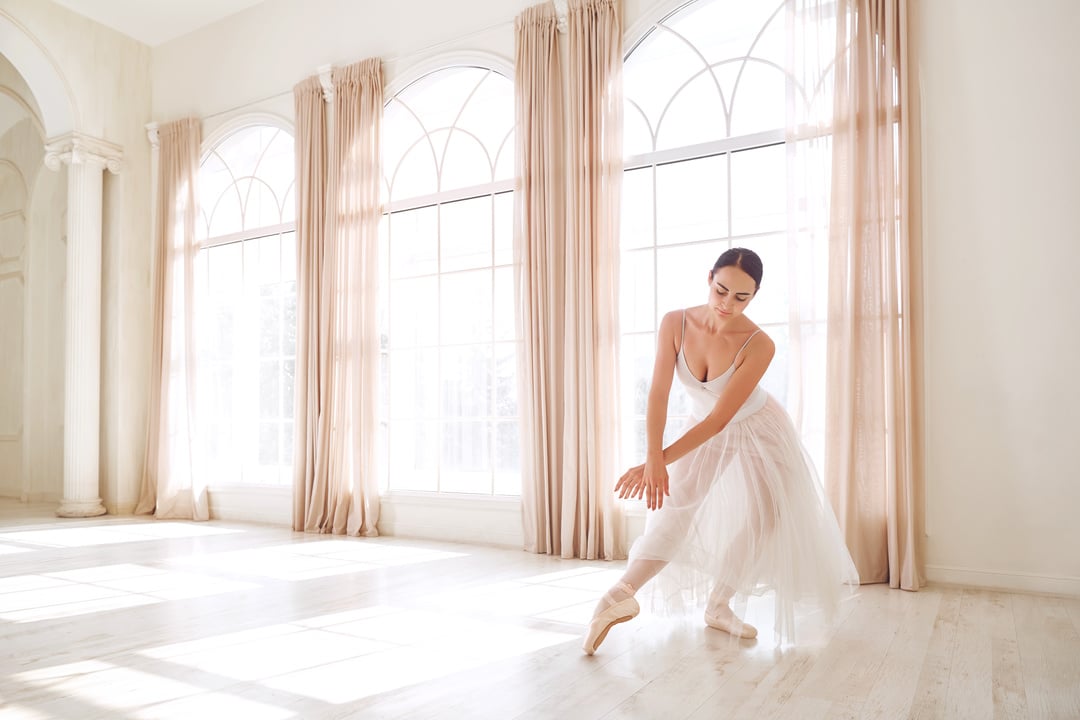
[292,77,332,532]
[292,59,383,536]
[136,118,207,520]
[515,0,624,560]
[515,2,566,555]
[561,0,624,559]
[823,0,923,589]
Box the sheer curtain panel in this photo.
[292,59,383,536]
[821,0,923,589]
[515,0,624,560]
[137,118,208,520]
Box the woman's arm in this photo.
[662,332,775,465]
[615,311,680,509]
[644,311,680,460]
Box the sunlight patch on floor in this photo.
[0,563,258,622]
[0,522,241,549]
[165,540,467,581]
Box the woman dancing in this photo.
[583,248,858,654]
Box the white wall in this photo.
[0,0,153,513]
[0,55,44,501]
[919,0,1080,594]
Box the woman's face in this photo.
[707,265,757,320]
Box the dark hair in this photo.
[711,247,763,290]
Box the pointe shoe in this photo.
[582,584,640,655]
[704,607,757,639]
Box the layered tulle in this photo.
[630,363,859,643]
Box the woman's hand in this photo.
[615,457,670,510]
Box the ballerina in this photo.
[583,248,858,655]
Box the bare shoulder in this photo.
[658,309,683,345]
[745,324,776,360]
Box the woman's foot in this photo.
[582,581,639,655]
[704,604,757,639]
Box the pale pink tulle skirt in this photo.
[629,395,859,643]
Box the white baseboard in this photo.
[201,486,651,554]
[925,564,1080,597]
[378,492,523,548]
[208,486,292,526]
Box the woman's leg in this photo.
[705,452,780,637]
[593,456,721,615]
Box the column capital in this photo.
[146,122,160,150]
[44,132,124,174]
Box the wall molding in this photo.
[925,564,1080,598]
[205,486,649,555]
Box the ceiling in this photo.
[49,0,271,47]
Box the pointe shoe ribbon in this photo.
[582,584,640,655]
[704,609,758,639]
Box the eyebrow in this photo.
[716,282,752,297]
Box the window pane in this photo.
[656,156,727,244]
[260,359,280,419]
[731,144,786,236]
[494,341,517,417]
[441,345,492,419]
[382,67,519,498]
[624,22,712,144]
[619,332,655,417]
[737,234,788,325]
[390,275,438,348]
[656,71,729,150]
[493,420,520,495]
[198,126,296,487]
[620,248,655,333]
[493,267,516,342]
[389,142,439,201]
[259,287,280,355]
[390,206,438,279]
[454,70,515,173]
[207,185,243,238]
[624,100,655,157]
[440,421,491,494]
[390,420,438,492]
[621,167,654,251]
[656,241,726,318]
[493,191,513,266]
[441,196,492,272]
[440,132,493,191]
[245,180,284,229]
[730,61,787,137]
[440,270,492,344]
[389,348,438,419]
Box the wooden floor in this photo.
[1,502,1078,719]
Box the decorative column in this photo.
[44,133,123,517]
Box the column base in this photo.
[56,499,107,518]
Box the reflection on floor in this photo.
[1,500,1078,719]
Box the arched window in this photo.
[620,0,831,470]
[379,66,518,495]
[197,122,296,485]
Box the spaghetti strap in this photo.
[680,310,687,353]
[733,329,762,362]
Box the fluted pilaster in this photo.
[44,133,123,518]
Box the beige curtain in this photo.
[292,77,333,531]
[136,118,208,520]
[292,59,383,536]
[562,0,624,559]
[515,2,566,556]
[515,0,624,560]
[823,0,923,589]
